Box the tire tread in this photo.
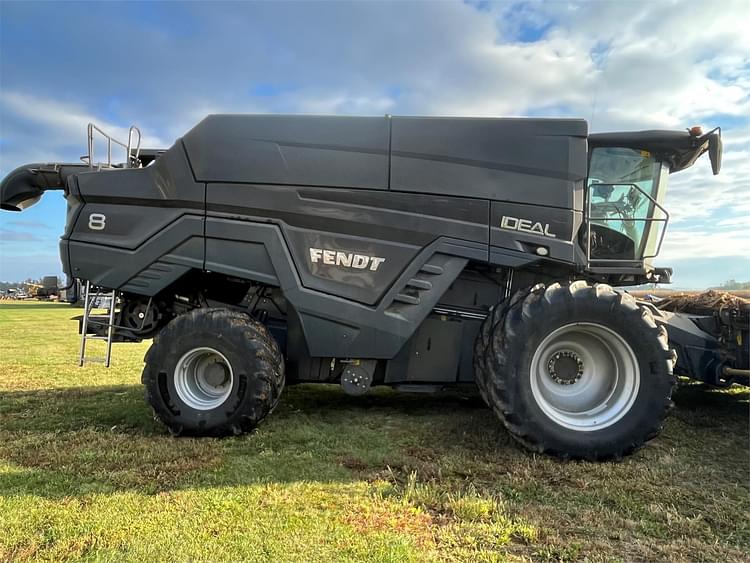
[474,281,675,460]
[142,307,284,436]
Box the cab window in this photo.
[587,147,662,261]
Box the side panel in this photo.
[205,240,278,286]
[182,114,390,189]
[206,184,488,245]
[390,116,588,210]
[283,227,420,305]
[74,142,204,205]
[66,204,188,250]
[65,142,206,294]
[205,216,477,358]
[67,221,204,294]
[384,315,482,384]
[489,201,583,263]
[385,272,502,384]
[205,184,490,305]
[386,316,464,383]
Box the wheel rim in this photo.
[530,323,640,431]
[174,347,234,410]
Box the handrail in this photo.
[81,122,142,169]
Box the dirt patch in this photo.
[342,499,435,548]
[338,456,368,472]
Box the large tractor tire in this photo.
[142,308,285,436]
[473,290,527,406]
[475,281,675,460]
[473,298,508,406]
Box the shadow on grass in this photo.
[0,383,507,498]
[671,381,749,426]
[0,383,488,435]
[0,381,747,500]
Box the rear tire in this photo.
[475,281,675,460]
[142,308,284,436]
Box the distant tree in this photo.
[713,279,750,291]
[0,281,27,291]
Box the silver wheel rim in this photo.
[530,323,639,431]
[174,347,234,410]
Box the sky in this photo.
[0,0,748,288]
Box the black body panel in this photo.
[390,116,588,209]
[64,142,206,293]
[489,201,582,264]
[205,216,473,358]
[205,184,490,305]
[183,114,390,189]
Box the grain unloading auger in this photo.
[2,114,745,459]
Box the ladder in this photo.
[79,281,117,367]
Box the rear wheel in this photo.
[142,308,284,436]
[475,281,675,459]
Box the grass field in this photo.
[1,301,748,562]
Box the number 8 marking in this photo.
[88,213,106,230]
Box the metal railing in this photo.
[586,182,670,264]
[81,122,142,169]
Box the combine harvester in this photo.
[1,116,747,459]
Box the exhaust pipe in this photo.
[1,163,87,211]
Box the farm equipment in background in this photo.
[0,288,26,300]
[34,276,60,300]
[1,277,62,300]
[1,114,741,460]
[20,284,40,299]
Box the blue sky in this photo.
[1,0,748,288]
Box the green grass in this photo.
[1,301,748,562]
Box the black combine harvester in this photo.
[2,115,746,459]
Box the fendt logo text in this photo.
[500,216,556,238]
[309,248,386,272]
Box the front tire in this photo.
[142,308,284,436]
[475,281,675,460]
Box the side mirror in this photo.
[708,130,722,175]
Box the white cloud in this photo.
[275,92,396,115]
[489,1,750,133]
[660,228,749,261]
[664,125,750,225]
[716,216,749,228]
[0,91,167,172]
